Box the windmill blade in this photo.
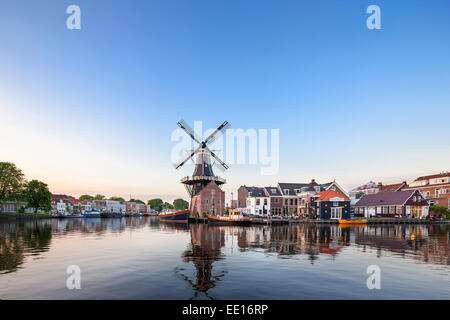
[174,145,201,170]
[206,146,229,171]
[204,121,230,145]
[177,119,203,145]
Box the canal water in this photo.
[0,217,449,300]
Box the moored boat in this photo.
[82,210,101,217]
[208,210,251,225]
[159,209,189,223]
[338,219,367,224]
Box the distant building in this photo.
[354,190,429,218]
[310,190,351,220]
[404,172,450,208]
[349,181,379,199]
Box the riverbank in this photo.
[0,212,53,220]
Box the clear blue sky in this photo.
[1,0,449,202]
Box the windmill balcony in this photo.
[180,175,226,184]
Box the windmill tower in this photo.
[175,120,230,217]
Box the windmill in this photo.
[175,120,230,216]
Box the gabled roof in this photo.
[278,181,324,195]
[314,190,350,201]
[378,182,406,193]
[355,190,416,206]
[247,187,267,197]
[264,186,282,197]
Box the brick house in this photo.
[404,172,450,208]
[190,181,225,217]
[354,190,429,218]
[264,186,283,216]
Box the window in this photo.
[294,189,300,194]
[383,206,389,214]
[274,198,279,203]
[256,199,260,205]
[284,189,289,195]
[264,199,267,205]
[389,206,395,214]
[331,207,342,219]
[333,201,339,206]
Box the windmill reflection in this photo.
[177,224,226,300]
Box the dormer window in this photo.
[284,189,289,195]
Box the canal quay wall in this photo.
[188,216,449,225]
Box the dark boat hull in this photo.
[207,216,252,226]
[159,210,189,223]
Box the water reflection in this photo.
[0,218,449,299]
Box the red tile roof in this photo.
[378,182,406,193]
[415,172,450,181]
[314,190,350,201]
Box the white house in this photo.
[246,187,271,216]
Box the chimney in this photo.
[378,182,382,190]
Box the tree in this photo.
[24,180,52,213]
[148,198,164,211]
[0,162,25,204]
[93,194,105,200]
[130,198,145,204]
[79,195,94,201]
[173,198,189,210]
[109,196,125,202]
[164,202,174,210]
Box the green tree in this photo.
[24,180,52,213]
[0,162,25,204]
[130,198,145,204]
[173,198,189,210]
[148,198,164,211]
[79,195,94,201]
[109,196,125,202]
[164,202,174,210]
[93,194,105,200]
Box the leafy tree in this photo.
[24,180,52,213]
[130,198,145,204]
[164,202,174,210]
[109,196,125,202]
[173,198,189,210]
[0,162,25,204]
[79,195,94,201]
[148,198,164,211]
[93,194,105,200]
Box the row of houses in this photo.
[234,171,450,220]
[236,180,352,219]
[51,195,150,215]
